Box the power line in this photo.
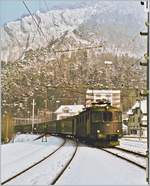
[46,85,86,95]
[22,1,41,36]
[54,45,103,53]
[22,0,48,42]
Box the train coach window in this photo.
[85,114,88,122]
[82,115,85,124]
[87,112,89,120]
[103,112,112,121]
[79,118,81,124]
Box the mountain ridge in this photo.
[1,1,146,62]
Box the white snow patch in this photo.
[1,136,64,182]
[119,137,147,155]
[56,145,147,185]
[13,133,39,143]
[5,140,76,185]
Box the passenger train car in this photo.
[14,101,122,147]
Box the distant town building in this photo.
[86,89,121,108]
[38,110,54,122]
[13,110,54,126]
[13,117,41,126]
[127,99,147,137]
[122,112,129,134]
[122,124,128,135]
[55,105,84,120]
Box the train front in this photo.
[91,105,122,147]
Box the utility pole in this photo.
[140,1,149,183]
[6,114,9,143]
[147,4,149,183]
[104,61,113,88]
[32,99,35,133]
[138,90,142,141]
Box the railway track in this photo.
[2,138,78,185]
[114,146,146,157]
[1,138,66,185]
[51,140,78,185]
[101,147,146,170]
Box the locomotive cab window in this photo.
[103,112,112,121]
[92,112,103,122]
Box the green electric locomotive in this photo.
[14,100,122,147]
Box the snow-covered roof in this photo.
[123,118,129,121]
[141,99,147,114]
[127,109,133,115]
[128,99,147,115]
[132,101,140,110]
[55,105,84,114]
[142,115,147,121]
[86,89,120,94]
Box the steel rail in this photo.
[100,148,146,170]
[114,146,146,157]
[51,141,78,185]
[1,138,66,185]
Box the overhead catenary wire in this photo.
[22,1,103,56]
[22,0,48,42]
[22,0,41,36]
[53,45,103,53]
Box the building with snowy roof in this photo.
[55,105,84,120]
[122,113,129,134]
[127,99,147,137]
[86,89,121,108]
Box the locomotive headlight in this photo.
[97,130,100,133]
[117,130,120,133]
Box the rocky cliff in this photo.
[1,1,146,62]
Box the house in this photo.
[141,99,147,137]
[122,112,129,134]
[36,109,55,122]
[122,124,128,135]
[86,89,120,108]
[127,99,147,137]
[55,105,84,120]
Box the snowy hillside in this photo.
[1,5,95,62]
[1,0,146,62]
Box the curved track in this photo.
[1,138,66,185]
[101,147,146,169]
[114,146,146,157]
[51,140,78,185]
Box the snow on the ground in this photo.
[1,135,64,182]
[104,148,146,168]
[5,140,76,185]
[12,133,40,142]
[56,145,147,185]
[119,137,147,155]
[2,135,148,185]
[123,135,147,142]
